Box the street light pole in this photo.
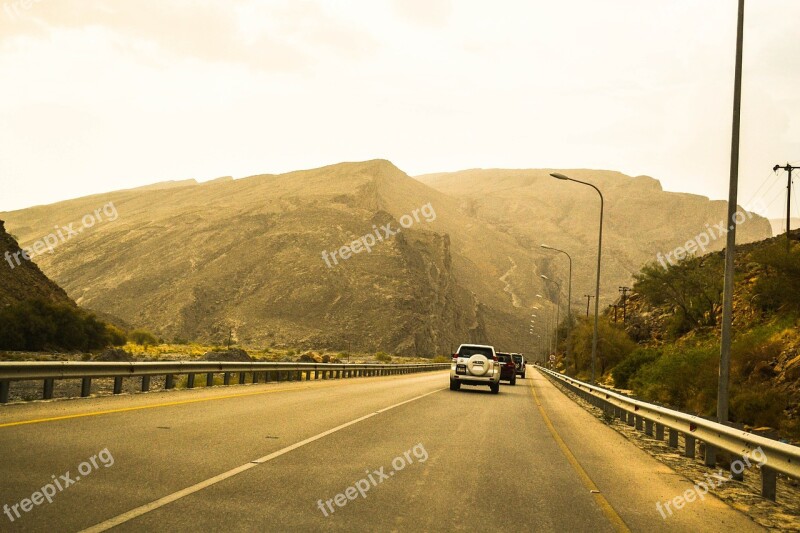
[551,173,604,384]
[542,244,573,371]
[718,0,745,424]
[541,274,561,363]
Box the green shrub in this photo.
[730,326,782,382]
[730,384,788,429]
[0,298,112,351]
[106,325,128,346]
[375,352,392,363]
[630,345,719,415]
[129,329,158,346]
[611,348,660,389]
[567,318,637,376]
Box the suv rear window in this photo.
[457,346,493,358]
[496,353,511,362]
[512,355,523,363]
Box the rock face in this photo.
[0,220,74,308]
[0,161,773,357]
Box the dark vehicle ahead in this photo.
[496,352,517,385]
[512,353,525,378]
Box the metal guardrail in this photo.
[0,361,450,404]
[535,364,800,502]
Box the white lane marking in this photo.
[80,387,444,532]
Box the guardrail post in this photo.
[626,412,635,426]
[141,376,150,392]
[761,466,777,501]
[165,374,175,389]
[43,378,54,399]
[306,370,312,381]
[297,370,303,381]
[206,373,214,387]
[223,372,231,385]
[0,380,9,403]
[252,372,259,384]
[187,374,195,389]
[635,416,643,431]
[655,423,664,440]
[668,428,679,448]
[81,377,91,397]
[113,376,123,394]
[314,368,320,380]
[238,372,246,385]
[704,444,716,467]
[644,420,653,436]
[684,435,696,458]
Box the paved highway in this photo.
[0,368,763,532]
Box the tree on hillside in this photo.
[565,318,636,377]
[633,255,724,337]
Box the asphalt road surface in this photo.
[0,367,764,532]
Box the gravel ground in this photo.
[544,373,800,532]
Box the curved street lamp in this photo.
[540,274,561,362]
[550,172,604,383]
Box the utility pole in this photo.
[618,286,630,322]
[773,163,798,253]
[609,304,619,323]
[717,0,745,425]
[584,294,594,318]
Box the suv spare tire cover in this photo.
[467,354,490,376]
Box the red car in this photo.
[495,352,517,385]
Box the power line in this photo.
[742,169,781,210]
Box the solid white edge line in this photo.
[79,387,444,532]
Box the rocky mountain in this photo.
[417,169,772,317]
[1,162,773,356]
[0,220,73,308]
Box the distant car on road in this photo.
[512,353,525,378]
[496,352,517,385]
[450,343,501,394]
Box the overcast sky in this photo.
[0,0,798,217]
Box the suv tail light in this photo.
[452,353,458,359]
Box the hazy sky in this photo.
[1,0,798,217]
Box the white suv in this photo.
[449,344,501,394]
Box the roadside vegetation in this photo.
[0,298,124,351]
[558,238,800,441]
